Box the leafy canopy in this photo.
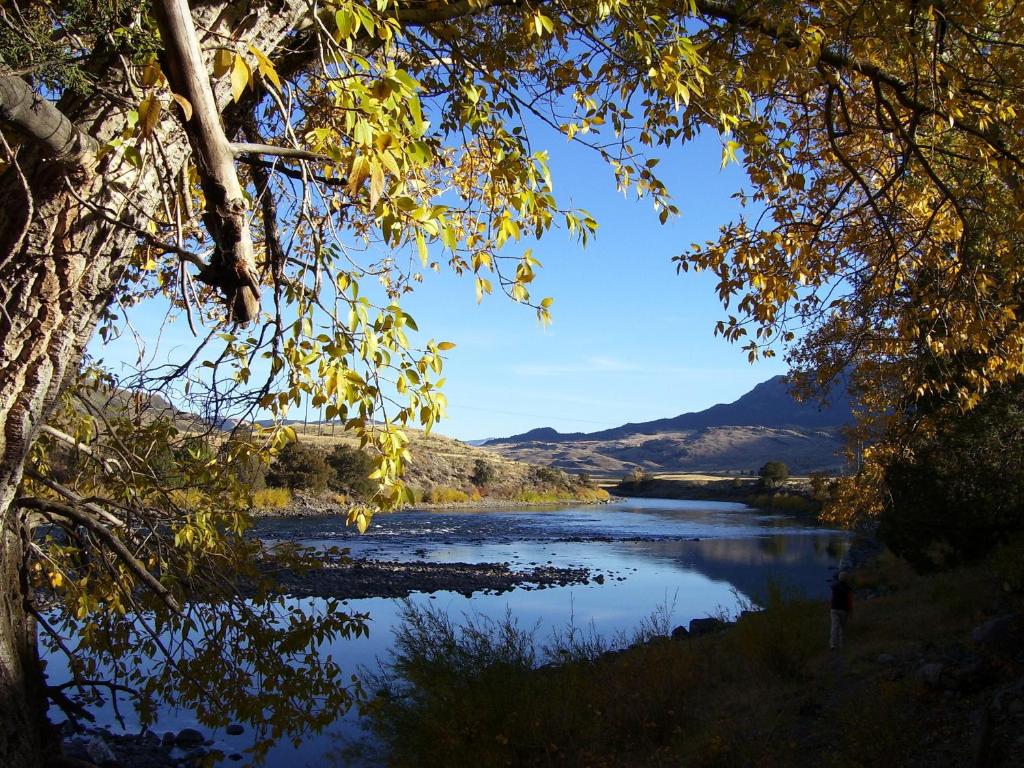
[10,0,1024,751]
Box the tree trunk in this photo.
[0,511,53,766]
[0,3,317,764]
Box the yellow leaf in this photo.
[348,156,370,197]
[369,160,385,208]
[231,54,251,103]
[171,93,193,121]
[213,48,233,79]
[247,44,282,91]
[138,96,161,138]
[437,341,456,350]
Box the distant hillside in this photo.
[485,376,852,477]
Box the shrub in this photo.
[266,441,335,491]
[470,458,496,488]
[991,536,1024,593]
[426,486,470,504]
[325,445,377,499]
[623,467,654,485]
[757,461,789,489]
[881,382,1024,568]
[532,465,564,485]
[728,582,818,680]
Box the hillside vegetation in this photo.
[257,424,608,509]
[366,544,1024,768]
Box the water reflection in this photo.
[49,498,850,766]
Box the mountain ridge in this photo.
[489,375,852,445]
[484,376,852,476]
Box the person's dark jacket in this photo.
[831,580,853,612]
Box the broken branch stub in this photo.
[153,0,260,324]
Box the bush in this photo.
[266,441,334,491]
[532,465,564,486]
[757,461,789,489]
[470,458,496,488]
[623,467,654,485]
[426,486,470,504]
[325,445,377,499]
[729,583,818,680]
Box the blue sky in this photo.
[395,129,788,439]
[93,127,788,442]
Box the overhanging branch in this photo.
[0,75,97,166]
[16,496,182,614]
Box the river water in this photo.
[51,497,851,765]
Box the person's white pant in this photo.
[830,609,849,649]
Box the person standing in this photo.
[830,570,853,650]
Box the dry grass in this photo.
[252,487,292,509]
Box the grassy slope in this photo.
[367,546,1024,767]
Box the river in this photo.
[49,497,851,765]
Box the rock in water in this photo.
[175,728,205,747]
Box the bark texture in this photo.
[0,3,314,765]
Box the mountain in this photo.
[485,376,853,476]
[492,376,851,445]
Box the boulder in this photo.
[688,617,727,637]
[225,724,245,736]
[175,728,205,748]
[970,614,1022,657]
[85,735,118,766]
[918,662,945,688]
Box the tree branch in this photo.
[230,142,332,162]
[0,75,97,166]
[692,0,1024,176]
[16,496,182,614]
[154,0,261,324]
[23,467,125,529]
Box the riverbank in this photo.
[611,476,823,519]
[366,540,1024,767]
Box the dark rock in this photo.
[688,617,726,637]
[877,653,897,664]
[918,662,945,688]
[970,614,1022,657]
[229,754,244,761]
[175,728,205,748]
[225,724,244,736]
[593,574,605,584]
[671,625,690,640]
[182,747,208,762]
[86,735,119,766]
[952,659,990,691]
